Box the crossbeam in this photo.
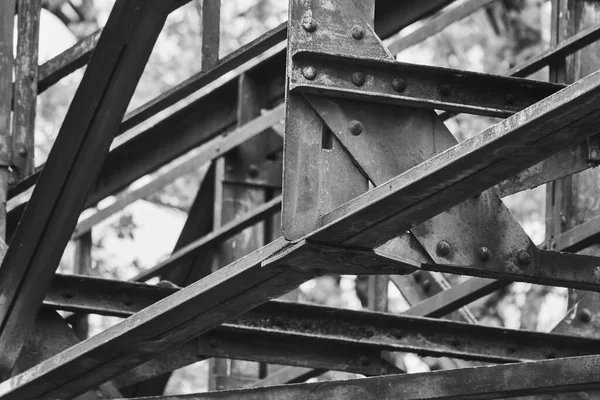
[117,354,600,399]
[291,51,563,117]
[42,275,600,364]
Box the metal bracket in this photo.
[283,0,553,285]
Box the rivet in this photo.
[436,240,452,258]
[302,65,317,80]
[301,16,317,32]
[248,164,260,178]
[413,270,422,282]
[392,77,406,92]
[579,308,592,323]
[505,93,515,105]
[351,25,365,40]
[351,71,365,87]
[17,144,27,157]
[422,279,431,293]
[348,120,363,136]
[440,83,452,96]
[516,251,531,266]
[478,246,491,261]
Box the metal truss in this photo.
[1,0,600,399]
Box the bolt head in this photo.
[579,308,592,323]
[351,71,365,87]
[348,120,363,136]
[351,25,365,40]
[413,270,422,282]
[301,16,318,32]
[392,77,406,92]
[478,246,491,261]
[302,65,317,80]
[440,83,452,96]
[516,251,531,266]
[17,144,28,157]
[422,279,431,293]
[436,240,452,258]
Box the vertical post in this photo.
[12,0,40,181]
[71,231,92,340]
[201,0,220,71]
[0,0,15,241]
[549,1,600,308]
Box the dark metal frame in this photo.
[0,0,600,398]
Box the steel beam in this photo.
[0,0,174,378]
[388,0,497,55]
[291,51,563,118]
[113,354,600,399]
[314,69,600,249]
[40,275,600,364]
[0,239,413,399]
[6,0,456,217]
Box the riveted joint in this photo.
[348,120,363,136]
[302,65,317,80]
[436,240,452,258]
[351,71,365,87]
[478,246,491,261]
[392,77,406,92]
[351,25,365,40]
[301,16,317,32]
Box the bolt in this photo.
[8,175,15,185]
[29,70,35,80]
[516,251,531,266]
[422,279,431,293]
[478,246,491,261]
[547,351,556,359]
[301,16,317,32]
[17,144,27,157]
[348,120,363,136]
[226,165,234,173]
[248,164,260,178]
[360,356,371,366]
[436,240,452,258]
[351,25,365,40]
[302,65,317,80]
[392,77,406,93]
[505,93,515,105]
[351,71,365,87]
[413,270,422,282]
[579,308,592,323]
[440,83,452,96]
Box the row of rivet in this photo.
[301,16,366,41]
[302,66,409,94]
[301,66,518,104]
[436,240,531,265]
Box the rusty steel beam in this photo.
[6,0,455,213]
[0,0,174,379]
[41,275,600,364]
[388,0,497,55]
[291,51,563,118]
[0,239,413,399]
[116,354,600,399]
[314,70,600,248]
